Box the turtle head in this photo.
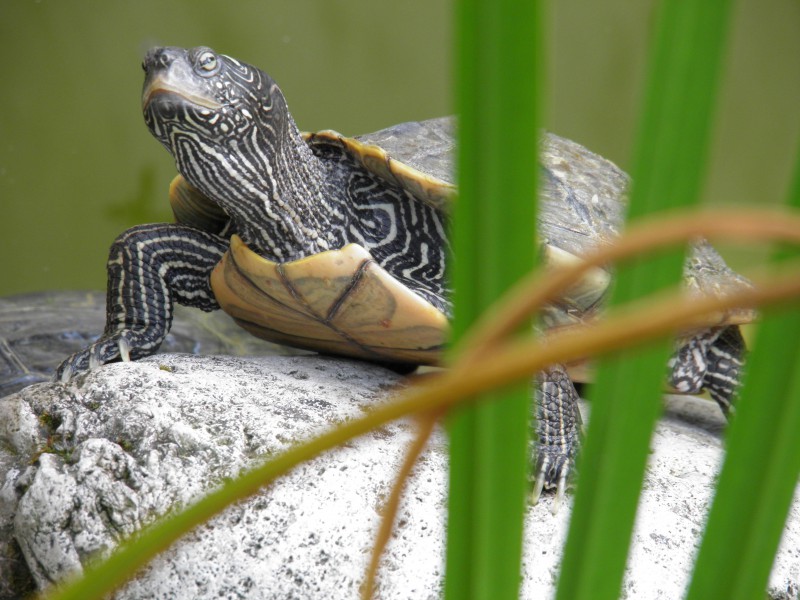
[142,46,292,185]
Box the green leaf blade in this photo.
[556,1,735,599]
[685,145,800,600]
[445,0,542,598]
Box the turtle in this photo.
[56,46,752,495]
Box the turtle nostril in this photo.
[143,47,176,72]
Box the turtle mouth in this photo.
[142,75,223,111]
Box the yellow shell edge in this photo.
[302,130,455,214]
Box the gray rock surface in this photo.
[0,290,303,397]
[1,354,798,599]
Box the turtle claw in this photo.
[118,337,131,362]
[58,363,73,383]
[530,446,575,512]
[89,345,103,370]
[530,471,546,506]
[552,472,568,514]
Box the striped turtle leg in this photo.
[667,325,746,417]
[55,224,228,380]
[532,364,583,507]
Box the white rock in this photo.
[0,353,798,599]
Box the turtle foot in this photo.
[531,444,575,512]
[54,331,152,381]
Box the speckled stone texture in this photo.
[1,354,799,599]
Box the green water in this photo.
[1,0,798,296]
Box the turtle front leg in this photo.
[55,224,228,380]
[532,364,583,508]
[667,325,746,417]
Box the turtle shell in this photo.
[179,117,753,365]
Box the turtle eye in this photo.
[197,51,218,73]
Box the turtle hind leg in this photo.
[700,326,746,416]
[55,224,228,380]
[532,364,583,509]
[667,325,746,417]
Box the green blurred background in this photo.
[1,0,798,296]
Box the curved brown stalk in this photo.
[446,263,800,394]
[361,409,442,600]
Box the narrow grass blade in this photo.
[556,1,735,599]
[445,0,542,598]
[685,144,800,600]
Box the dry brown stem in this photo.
[361,410,441,600]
